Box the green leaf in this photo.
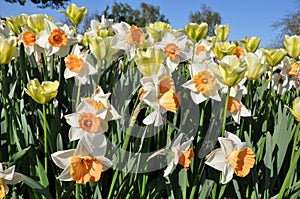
[35,156,49,187]
[7,146,31,167]
[22,174,53,199]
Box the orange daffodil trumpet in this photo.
[140,67,180,126]
[154,32,192,73]
[0,163,23,199]
[205,132,255,184]
[182,60,222,104]
[36,19,77,57]
[65,86,120,141]
[51,134,112,184]
[64,44,97,85]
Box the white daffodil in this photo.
[111,22,146,61]
[163,133,194,177]
[192,39,215,63]
[227,89,251,124]
[36,19,77,57]
[64,44,97,85]
[154,32,192,73]
[140,66,180,126]
[0,163,23,199]
[182,60,221,104]
[205,132,255,184]
[51,133,112,184]
[65,87,120,141]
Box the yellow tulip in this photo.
[146,21,171,42]
[214,24,230,42]
[244,53,267,80]
[284,35,300,58]
[184,22,208,43]
[243,36,261,53]
[26,14,53,34]
[25,78,59,104]
[5,14,28,35]
[0,36,17,65]
[212,41,236,60]
[262,48,287,67]
[59,3,87,25]
[134,48,165,76]
[288,97,300,122]
[218,55,247,87]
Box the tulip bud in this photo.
[212,41,236,60]
[244,53,267,80]
[59,3,87,25]
[26,14,52,34]
[288,97,300,122]
[284,35,300,58]
[134,48,165,76]
[25,78,59,104]
[262,48,287,67]
[0,36,17,65]
[243,36,261,53]
[218,55,247,87]
[146,21,171,42]
[214,24,230,42]
[5,14,28,35]
[184,22,208,43]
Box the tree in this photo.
[189,4,221,36]
[4,0,69,8]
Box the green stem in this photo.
[42,53,48,81]
[222,87,231,137]
[43,104,48,174]
[76,183,80,199]
[290,122,300,166]
[75,82,82,109]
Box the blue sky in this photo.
[0,0,298,47]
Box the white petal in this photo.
[4,172,24,185]
[221,162,234,184]
[163,161,175,177]
[190,91,206,104]
[64,68,76,79]
[97,156,113,170]
[218,137,234,157]
[0,165,15,180]
[51,149,74,169]
[205,148,227,171]
[74,135,93,156]
[69,127,84,141]
[57,166,72,181]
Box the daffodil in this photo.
[154,32,192,73]
[111,22,145,61]
[51,133,112,184]
[0,163,23,199]
[182,60,221,104]
[146,21,171,42]
[59,3,87,25]
[36,19,77,57]
[218,55,247,87]
[65,86,120,141]
[25,78,59,104]
[64,44,97,84]
[227,89,251,124]
[205,132,255,184]
[0,36,17,65]
[140,67,180,126]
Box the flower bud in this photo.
[5,14,28,35]
[25,78,59,104]
[214,24,230,42]
[26,14,53,34]
[288,97,300,122]
[146,21,171,42]
[244,53,267,80]
[0,36,17,65]
[184,22,208,43]
[284,35,300,58]
[212,41,236,60]
[243,36,261,53]
[59,3,87,25]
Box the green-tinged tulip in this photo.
[212,41,236,60]
[146,21,171,42]
[263,48,287,67]
[59,3,87,25]
[244,53,267,80]
[134,48,165,76]
[89,36,118,61]
[219,55,247,87]
[25,78,59,104]
[26,14,53,34]
[243,36,261,52]
[97,29,114,38]
[0,36,17,65]
[184,22,208,43]
[5,14,28,35]
[288,97,300,122]
[214,24,230,42]
[284,35,300,58]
